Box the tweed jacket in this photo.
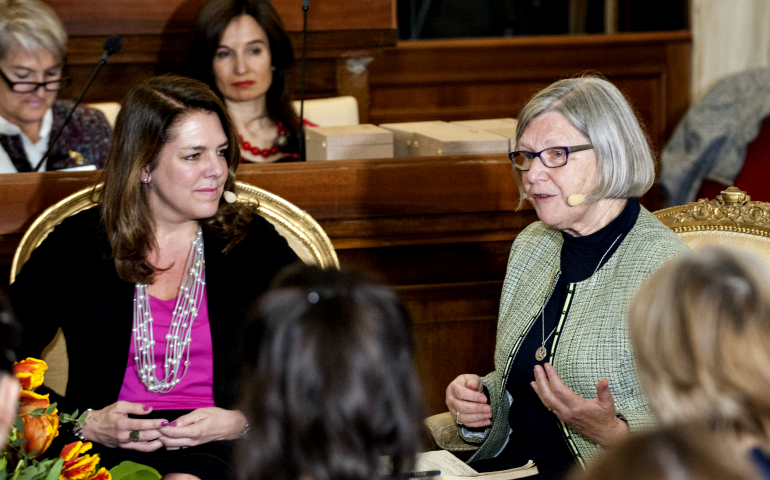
[464,207,690,466]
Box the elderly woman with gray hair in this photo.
[0,0,111,173]
[444,76,690,479]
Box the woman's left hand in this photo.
[531,363,627,446]
[157,407,246,450]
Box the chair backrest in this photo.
[10,181,337,396]
[292,96,359,126]
[87,102,122,127]
[654,186,770,263]
[11,180,338,282]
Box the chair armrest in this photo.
[424,412,480,452]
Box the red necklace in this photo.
[239,119,287,157]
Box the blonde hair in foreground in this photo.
[567,424,761,480]
[629,246,770,440]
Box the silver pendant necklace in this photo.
[535,233,622,361]
[132,226,205,393]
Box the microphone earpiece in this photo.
[223,191,237,204]
[567,194,586,207]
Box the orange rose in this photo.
[18,389,59,457]
[59,442,111,480]
[14,358,47,391]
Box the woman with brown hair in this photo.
[9,74,299,480]
[189,0,307,163]
[629,246,770,479]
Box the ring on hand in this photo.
[455,411,463,426]
[547,407,553,412]
[129,430,140,442]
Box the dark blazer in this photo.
[10,206,299,413]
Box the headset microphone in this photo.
[567,194,586,207]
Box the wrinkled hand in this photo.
[531,363,627,446]
[82,401,167,452]
[158,407,246,450]
[445,374,492,428]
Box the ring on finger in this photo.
[547,407,553,412]
[455,411,463,426]
[129,430,140,442]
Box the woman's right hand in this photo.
[81,401,167,452]
[445,374,492,428]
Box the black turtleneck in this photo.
[470,198,641,479]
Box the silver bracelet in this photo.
[72,408,93,441]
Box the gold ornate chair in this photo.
[653,186,770,260]
[10,180,338,395]
[424,186,770,453]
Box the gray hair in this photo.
[0,0,67,63]
[514,76,655,202]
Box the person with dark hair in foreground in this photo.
[10,75,299,480]
[237,265,426,480]
[0,293,21,447]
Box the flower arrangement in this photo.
[2,358,111,480]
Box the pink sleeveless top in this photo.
[118,285,216,410]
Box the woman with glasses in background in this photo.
[0,0,111,173]
[443,76,690,479]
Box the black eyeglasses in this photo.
[0,68,71,93]
[509,144,593,171]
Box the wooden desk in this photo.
[0,155,536,414]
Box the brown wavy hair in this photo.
[98,74,256,284]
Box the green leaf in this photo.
[109,461,162,480]
[25,450,39,458]
[44,458,63,480]
[29,408,45,417]
[10,438,27,447]
[80,410,90,426]
[15,464,40,480]
[45,404,56,415]
[14,416,24,433]
[0,468,7,480]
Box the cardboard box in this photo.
[412,123,509,156]
[305,124,394,161]
[379,121,448,157]
[451,118,518,150]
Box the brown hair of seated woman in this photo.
[98,74,255,284]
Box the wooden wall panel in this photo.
[44,0,395,36]
[0,156,535,414]
[368,32,691,155]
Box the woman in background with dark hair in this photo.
[190,0,306,163]
[238,265,426,480]
[10,75,299,480]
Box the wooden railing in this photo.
[0,155,536,413]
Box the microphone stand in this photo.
[34,39,121,172]
[298,0,309,162]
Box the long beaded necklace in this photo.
[534,233,622,361]
[132,226,205,393]
[239,118,288,158]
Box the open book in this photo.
[413,450,538,480]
